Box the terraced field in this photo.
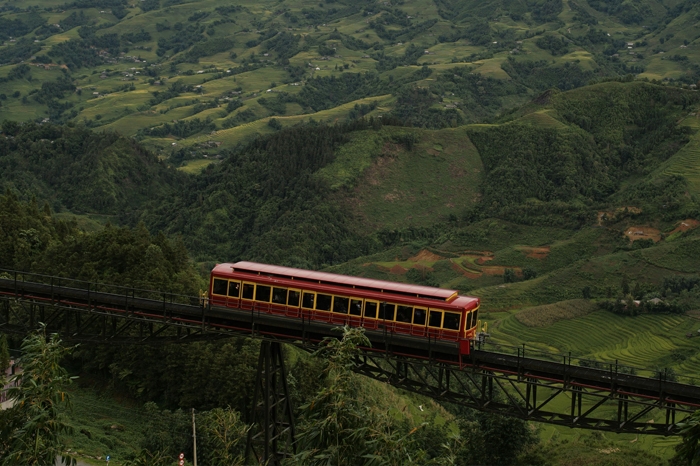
[656,114,700,197]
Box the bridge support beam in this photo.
[246,341,296,465]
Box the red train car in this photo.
[209,262,481,355]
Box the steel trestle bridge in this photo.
[1,269,699,462]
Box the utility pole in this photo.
[192,408,198,466]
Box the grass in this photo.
[345,127,484,230]
[60,384,148,465]
[178,158,215,174]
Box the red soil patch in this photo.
[482,266,521,276]
[389,265,408,275]
[624,226,661,242]
[669,219,700,235]
[519,246,550,260]
[408,249,444,262]
[476,256,494,265]
[450,262,482,279]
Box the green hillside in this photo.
[0,0,698,158]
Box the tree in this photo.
[288,326,418,466]
[454,413,541,465]
[0,333,10,372]
[199,407,249,466]
[675,410,700,465]
[0,324,76,466]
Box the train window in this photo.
[364,301,378,319]
[212,279,228,296]
[228,281,241,298]
[413,307,427,325]
[316,293,332,311]
[472,309,478,328]
[428,310,443,328]
[242,283,255,300]
[302,292,315,309]
[272,287,287,304]
[396,305,412,323]
[256,285,271,302]
[443,312,460,330]
[379,303,396,321]
[288,290,301,307]
[333,296,349,314]
[466,311,472,330]
[349,299,362,316]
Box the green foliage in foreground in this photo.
[0,326,75,466]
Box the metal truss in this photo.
[246,341,296,465]
[353,352,695,435]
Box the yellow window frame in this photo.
[349,298,363,316]
[413,306,428,326]
[301,291,316,310]
[241,281,256,301]
[363,299,379,319]
[428,309,444,328]
[227,280,241,298]
[443,311,461,331]
[287,288,301,307]
[211,278,228,297]
[331,294,351,314]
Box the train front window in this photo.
[396,305,412,323]
[349,299,363,316]
[333,296,349,314]
[428,310,443,328]
[272,287,287,304]
[212,279,228,296]
[302,292,315,309]
[288,290,300,307]
[443,312,460,330]
[242,283,255,300]
[228,281,240,298]
[379,303,396,320]
[364,301,378,318]
[316,293,332,311]
[466,311,472,330]
[472,309,478,328]
[413,308,427,325]
[256,285,271,302]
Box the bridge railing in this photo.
[0,268,201,307]
[476,339,697,386]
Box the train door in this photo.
[270,286,288,315]
[226,280,241,308]
[362,300,379,330]
[330,295,351,325]
[427,309,443,340]
[394,304,413,335]
[286,288,301,318]
[240,282,256,310]
[347,298,363,328]
[411,307,428,337]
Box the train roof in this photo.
[213,261,462,302]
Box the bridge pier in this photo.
[245,341,296,465]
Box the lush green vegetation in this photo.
[1,0,700,463]
[0,0,698,154]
